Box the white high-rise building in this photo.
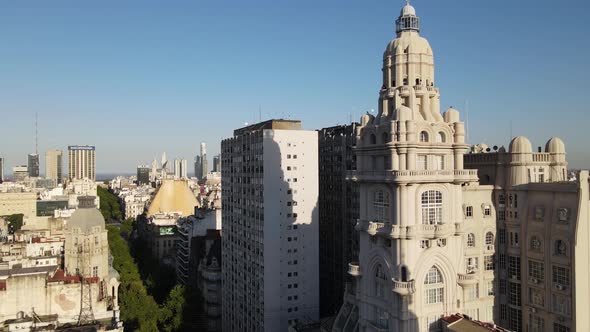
[221,119,319,331]
[200,142,208,179]
[68,145,96,181]
[45,149,63,184]
[174,158,188,179]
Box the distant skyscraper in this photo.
[137,165,150,185]
[318,123,360,318]
[12,165,28,182]
[68,145,96,181]
[0,157,4,183]
[27,153,39,177]
[221,119,319,331]
[174,159,187,179]
[200,142,207,179]
[161,152,168,172]
[45,150,63,184]
[150,159,158,182]
[194,155,202,179]
[213,154,221,173]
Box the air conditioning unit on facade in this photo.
[555,284,565,291]
[529,277,538,284]
[530,307,537,313]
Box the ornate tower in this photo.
[348,3,481,331]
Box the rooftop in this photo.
[233,119,302,136]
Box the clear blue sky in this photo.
[1,0,589,174]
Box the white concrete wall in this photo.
[263,129,319,331]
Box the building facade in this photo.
[45,150,63,185]
[221,119,320,331]
[213,154,221,173]
[201,142,208,179]
[465,138,588,332]
[27,154,39,178]
[333,4,492,331]
[174,159,188,179]
[318,124,360,318]
[68,145,96,181]
[137,165,150,185]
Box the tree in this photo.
[98,186,122,221]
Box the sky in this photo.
[1,0,589,174]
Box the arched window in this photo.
[555,240,567,256]
[421,190,443,225]
[424,266,444,304]
[370,134,377,145]
[373,190,390,221]
[530,236,542,251]
[419,131,429,142]
[381,132,389,144]
[436,132,445,143]
[467,233,476,247]
[485,232,494,246]
[374,265,388,298]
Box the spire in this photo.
[396,1,420,34]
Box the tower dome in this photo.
[396,1,420,34]
[509,136,533,153]
[67,196,105,233]
[545,137,566,154]
[400,4,416,16]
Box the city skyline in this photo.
[1,0,589,173]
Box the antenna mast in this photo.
[35,113,38,154]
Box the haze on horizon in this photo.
[1,0,588,174]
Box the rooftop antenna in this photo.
[35,112,38,154]
[258,105,262,123]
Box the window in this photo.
[93,266,98,277]
[419,131,429,142]
[498,229,506,244]
[528,260,544,281]
[370,134,377,144]
[509,282,521,306]
[487,281,494,296]
[416,155,427,170]
[466,284,479,301]
[529,288,544,307]
[467,233,475,247]
[374,265,388,298]
[552,294,571,316]
[434,155,444,170]
[484,206,491,216]
[508,256,521,280]
[499,280,507,294]
[499,304,507,320]
[424,266,444,304]
[382,132,389,144]
[485,232,494,245]
[421,191,443,225]
[465,206,473,218]
[436,132,445,143]
[373,190,390,221]
[484,256,495,271]
[552,265,570,286]
[498,194,506,206]
[498,254,506,269]
[420,240,429,249]
[466,257,479,272]
[510,231,519,247]
[509,307,521,331]
[498,210,505,221]
[529,315,544,332]
[553,323,571,332]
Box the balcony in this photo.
[201,269,221,281]
[457,273,479,286]
[361,221,461,240]
[348,262,361,277]
[414,85,425,96]
[392,279,415,296]
[347,169,478,185]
